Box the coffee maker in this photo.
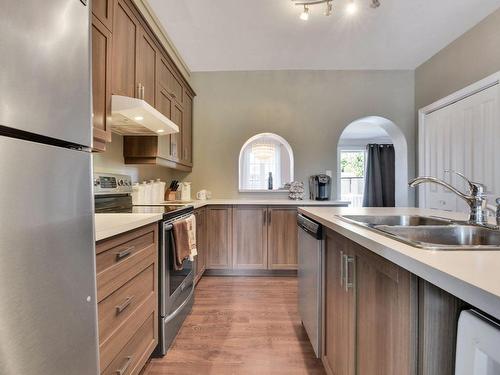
[309,174,331,201]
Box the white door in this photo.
[419,82,500,212]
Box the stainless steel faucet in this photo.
[408,170,490,226]
[486,198,500,227]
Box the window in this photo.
[340,150,366,207]
[239,133,294,192]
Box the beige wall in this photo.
[415,8,500,110]
[186,70,415,199]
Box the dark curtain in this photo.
[363,144,395,207]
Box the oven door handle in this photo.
[160,223,173,317]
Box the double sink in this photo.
[338,215,500,251]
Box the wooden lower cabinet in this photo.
[202,205,299,273]
[323,230,355,375]
[232,206,268,269]
[95,223,158,375]
[268,207,298,270]
[194,207,206,282]
[323,229,417,375]
[418,280,465,375]
[206,206,233,269]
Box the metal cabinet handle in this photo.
[116,296,134,315]
[140,85,145,100]
[344,255,355,292]
[116,247,134,261]
[340,251,344,287]
[268,210,272,224]
[115,356,132,375]
[263,209,267,225]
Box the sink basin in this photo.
[376,225,500,250]
[340,215,452,227]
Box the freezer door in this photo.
[0,136,98,375]
[0,0,91,147]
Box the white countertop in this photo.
[169,199,349,209]
[94,213,163,242]
[298,206,500,320]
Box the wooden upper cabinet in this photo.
[136,27,157,106]
[182,93,193,165]
[158,56,183,105]
[170,104,183,160]
[267,207,298,270]
[353,244,417,375]
[232,207,268,269]
[92,0,113,31]
[323,230,355,375]
[112,0,137,98]
[206,207,232,269]
[91,15,112,152]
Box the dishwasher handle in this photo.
[297,214,323,239]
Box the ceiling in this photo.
[340,119,390,141]
[148,0,500,71]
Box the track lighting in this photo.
[325,1,333,16]
[346,0,357,15]
[292,0,380,20]
[300,5,310,20]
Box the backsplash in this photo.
[93,133,179,183]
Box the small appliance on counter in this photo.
[309,174,331,200]
[196,190,212,200]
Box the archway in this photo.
[337,116,409,207]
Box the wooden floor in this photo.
[143,276,326,375]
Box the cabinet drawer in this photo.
[98,263,155,344]
[96,225,156,301]
[99,292,156,372]
[101,311,156,375]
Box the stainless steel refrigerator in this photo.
[0,1,99,374]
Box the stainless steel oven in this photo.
[157,209,195,356]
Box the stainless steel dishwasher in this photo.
[297,213,324,358]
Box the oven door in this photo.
[160,220,195,318]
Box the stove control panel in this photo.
[93,172,133,195]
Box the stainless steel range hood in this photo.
[111,95,179,136]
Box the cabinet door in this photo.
[112,0,137,98]
[323,229,355,375]
[136,27,157,106]
[267,207,298,270]
[353,243,417,375]
[206,207,232,269]
[91,16,112,151]
[92,0,113,31]
[156,87,173,159]
[181,93,193,165]
[232,206,268,269]
[170,104,183,161]
[195,208,206,280]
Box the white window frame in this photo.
[238,133,294,193]
[337,147,367,203]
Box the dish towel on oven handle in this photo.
[172,214,197,270]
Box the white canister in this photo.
[144,181,153,204]
[131,183,140,205]
[180,182,191,201]
[152,179,162,203]
[159,180,166,202]
[138,182,147,205]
